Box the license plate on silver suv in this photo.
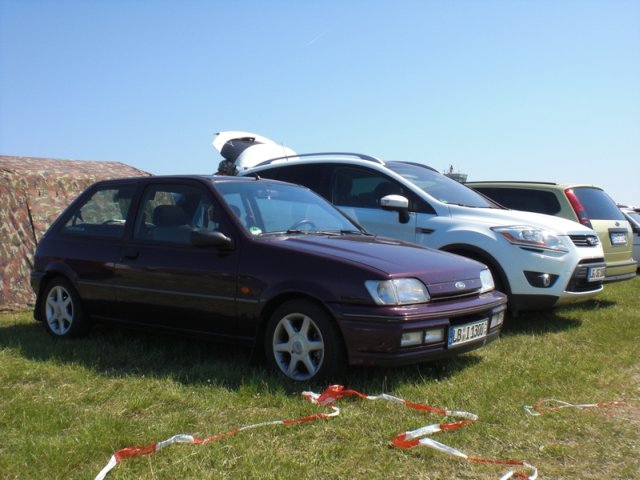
[448,319,488,348]
[588,266,606,282]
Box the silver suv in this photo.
[241,153,606,314]
[466,181,637,283]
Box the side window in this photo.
[61,184,135,238]
[332,167,405,209]
[260,164,327,198]
[477,187,561,215]
[134,183,229,245]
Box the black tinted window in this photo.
[258,164,325,195]
[61,184,135,238]
[571,187,625,221]
[473,187,562,215]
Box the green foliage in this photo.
[1,278,639,479]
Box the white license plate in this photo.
[588,266,606,282]
[448,319,488,348]
[610,232,627,246]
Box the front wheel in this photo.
[41,277,89,338]
[264,300,344,382]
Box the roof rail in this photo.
[253,152,384,168]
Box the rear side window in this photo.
[571,187,625,221]
[258,164,326,196]
[61,184,135,238]
[474,187,562,215]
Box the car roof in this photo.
[91,174,288,186]
[247,152,441,174]
[252,152,384,167]
[465,180,605,191]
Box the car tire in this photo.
[264,299,345,382]
[41,277,90,338]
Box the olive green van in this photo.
[467,182,637,283]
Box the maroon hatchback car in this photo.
[31,175,507,381]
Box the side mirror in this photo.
[380,194,411,224]
[190,230,234,250]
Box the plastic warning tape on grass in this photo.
[304,385,537,480]
[94,407,339,480]
[96,384,537,480]
[524,398,625,416]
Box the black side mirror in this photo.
[190,230,234,250]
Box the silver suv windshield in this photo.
[386,162,494,208]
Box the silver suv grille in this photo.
[569,235,600,247]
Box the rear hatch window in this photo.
[571,187,625,221]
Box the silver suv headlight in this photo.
[479,269,495,293]
[492,226,569,253]
[365,278,431,305]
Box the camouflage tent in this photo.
[0,156,150,311]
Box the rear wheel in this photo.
[41,277,89,338]
[264,300,344,382]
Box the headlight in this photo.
[365,278,430,305]
[479,269,495,293]
[492,226,569,253]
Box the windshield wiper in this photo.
[259,229,314,236]
[261,228,370,237]
[306,229,371,236]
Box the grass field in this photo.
[1,277,639,479]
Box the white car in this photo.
[229,147,606,314]
[620,207,640,267]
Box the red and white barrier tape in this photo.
[524,398,625,416]
[304,385,537,480]
[96,384,537,480]
[95,406,339,480]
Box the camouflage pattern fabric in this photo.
[0,156,150,311]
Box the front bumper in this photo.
[603,259,637,283]
[329,292,507,367]
[506,256,606,311]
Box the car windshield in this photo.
[386,162,494,208]
[214,180,363,236]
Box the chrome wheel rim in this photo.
[45,285,74,335]
[272,313,325,381]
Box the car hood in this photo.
[267,234,488,296]
[449,204,595,236]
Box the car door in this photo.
[114,180,245,338]
[328,166,418,242]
